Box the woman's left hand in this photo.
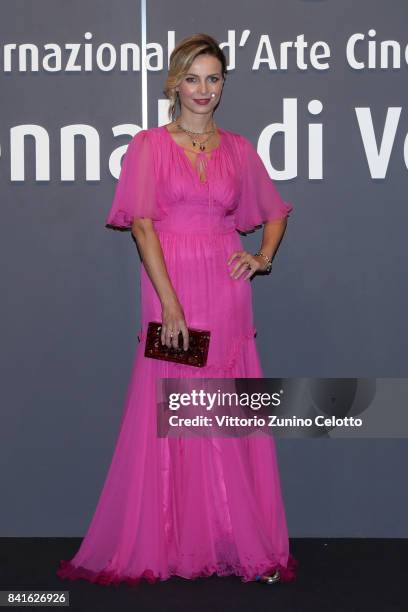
[227,250,266,280]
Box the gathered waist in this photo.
[153,225,236,236]
[152,203,237,235]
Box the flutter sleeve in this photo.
[234,136,293,233]
[105,129,162,230]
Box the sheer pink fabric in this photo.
[235,137,293,232]
[106,130,163,227]
[105,125,293,233]
[56,125,298,585]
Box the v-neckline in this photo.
[162,124,223,184]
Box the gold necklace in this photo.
[176,120,217,152]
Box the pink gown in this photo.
[56,124,298,585]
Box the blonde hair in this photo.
[163,33,228,121]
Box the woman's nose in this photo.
[199,81,209,95]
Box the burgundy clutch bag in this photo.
[144,321,210,367]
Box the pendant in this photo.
[192,139,206,151]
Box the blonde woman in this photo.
[57,33,298,586]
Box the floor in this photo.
[0,538,405,612]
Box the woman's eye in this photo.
[185,76,219,83]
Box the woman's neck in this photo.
[175,112,215,133]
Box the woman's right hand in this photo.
[161,298,189,350]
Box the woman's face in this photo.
[176,54,224,117]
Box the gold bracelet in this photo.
[254,250,272,273]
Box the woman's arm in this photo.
[132,218,189,350]
[257,217,288,265]
[228,218,288,280]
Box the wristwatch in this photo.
[255,251,272,273]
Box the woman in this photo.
[57,33,298,586]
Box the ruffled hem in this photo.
[56,553,298,586]
[105,209,164,230]
[105,209,133,230]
